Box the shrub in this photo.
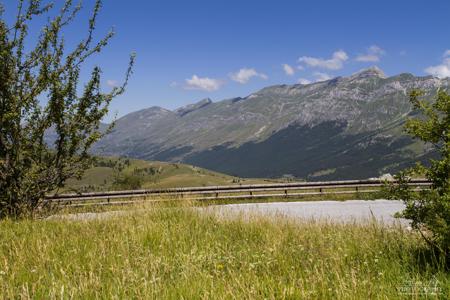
[387,90,449,255]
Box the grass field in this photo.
[1,204,448,299]
[63,157,280,193]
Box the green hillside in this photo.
[63,157,275,193]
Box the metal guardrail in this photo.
[46,179,431,208]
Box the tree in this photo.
[387,89,449,255]
[0,0,135,218]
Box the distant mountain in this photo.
[93,67,447,180]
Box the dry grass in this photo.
[0,204,448,299]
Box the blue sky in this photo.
[4,0,450,120]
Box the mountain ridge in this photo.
[93,68,448,180]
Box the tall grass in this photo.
[0,205,448,299]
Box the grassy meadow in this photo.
[63,157,280,193]
[0,204,448,299]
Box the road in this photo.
[50,199,409,226]
[206,199,408,226]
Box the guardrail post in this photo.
[285,189,288,197]
[250,191,253,197]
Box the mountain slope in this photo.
[94,68,447,179]
[64,157,273,192]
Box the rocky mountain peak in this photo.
[350,66,386,79]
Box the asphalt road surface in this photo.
[207,199,408,226]
[51,199,408,226]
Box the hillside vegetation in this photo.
[0,205,448,298]
[63,157,276,193]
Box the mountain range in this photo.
[92,67,447,180]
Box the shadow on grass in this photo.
[409,245,449,272]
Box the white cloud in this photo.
[356,45,385,62]
[425,59,450,78]
[425,62,450,78]
[106,80,118,87]
[282,64,295,76]
[298,50,348,70]
[314,72,332,82]
[230,68,268,84]
[298,78,311,84]
[184,75,223,91]
[424,50,450,78]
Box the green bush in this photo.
[387,90,450,255]
[112,173,143,190]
